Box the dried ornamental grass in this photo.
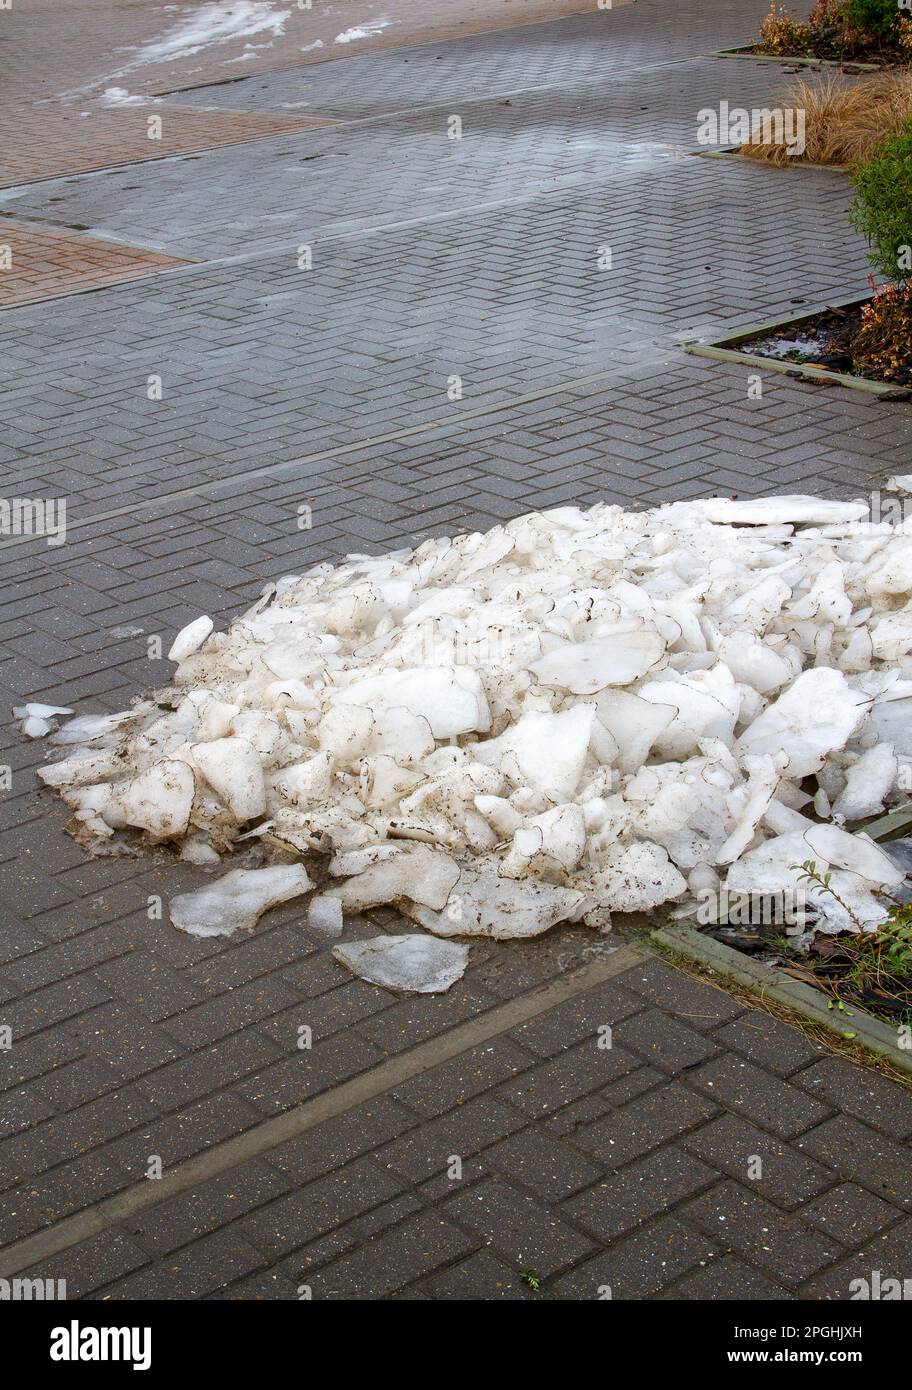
[740,71,912,166]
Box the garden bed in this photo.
[661,800,912,1035]
[653,921,912,1072]
[684,293,911,397]
[726,0,912,70]
[709,44,883,71]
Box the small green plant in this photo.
[850,120,912,283]
[792,861,912,1012]
[519,1269,542,1291]
[793,859,867,929]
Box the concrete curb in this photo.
[651,922,912,1075]
[706,46,884,72]
[690,148,850,174]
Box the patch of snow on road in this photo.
[125,2,291,69]
[334,20,389,44]
[38,493,912,973]
[102,87,161,106]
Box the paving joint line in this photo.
[158,51,699,127]
[0,128,726,301]
[0,942,649,1277]
[0,181,628,304]
[0,48,707,202]
[151,7,700,99]
[0,353,677,555]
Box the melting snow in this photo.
[334,21,390,44]
[16,703,73,739]
[102,87,157,106]
[121,2,291,70]
[34,493,912,981]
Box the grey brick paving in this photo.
[3,0,912,1301]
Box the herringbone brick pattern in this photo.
[0,162,873,517]
[3,0,912,1300]
[0,108,336,189]
[2,0,603,186]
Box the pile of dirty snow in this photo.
[32,494,912,983]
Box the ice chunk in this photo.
[472,706,595,800]
[332,934,468,993]
[594,690,675,774]
[328,845,403,877]
[528,803,587,872]
[272,752,333,807]
[692,497,868,525]
[639,665,739,760]
[408,862,584,938]
[168,616,213,662]
[328,844,460,912]
[805,871,887,933]
[336,666,488,738]
[193,737,266,821]
[180,837,220,865]
[716,633,794,694]
[727,830,805,882]
[590,841,687,911]
[170,864,311,938]
[50,710,133,745]
[802,823,903,888]
[115,760,195,839]
[307,894,344,938]
[870,609,912,661]
[737,669,869,776]
[316,705,373,760]
[716,755,781,865]
[832,745,897,821]
[866,697,912,756]
[15,702,73,738]
[15,702,73,720]
[530,631,665,694]
[865,540,912,598]
[37,750,121,789]
[369,706,435,763]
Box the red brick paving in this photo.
[0,218,190,307]
[3,0,610,187]
[1,107,335,188]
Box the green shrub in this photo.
[842,0,902,41]
[850,120,912,282]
